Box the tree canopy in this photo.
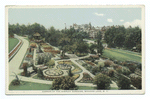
[93,73,111,89]
[104,26,141,52]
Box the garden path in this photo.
[8,35,29,85]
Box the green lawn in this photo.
[9,38,19,53]
[9,80,118,90]
[78,86,96,90]
[9,81,51,90]
[102,48,141,63]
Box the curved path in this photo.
[8,36,29,85]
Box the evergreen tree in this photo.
[68,68,73,77]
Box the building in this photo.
[33,32,41,40]
[71,23,121,39]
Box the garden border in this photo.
[9,35,23,61]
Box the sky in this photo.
[8,8,142,29]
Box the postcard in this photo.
[5,5,145,94]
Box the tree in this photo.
[76,42,89,53]
[68,68,73,77]
[37,68,44,79]
[91,66,99,75]
[118,76,131,89]
[89,43,97,54]
[93,73,111,89]
[52,76,76,90]
[46,59,55,68]
[96,31,104,55]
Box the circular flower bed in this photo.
[43,68,63,76]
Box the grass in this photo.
[9,81,51,90]
[78,86,96,90]
[102,48,141,63]
[9,38,19,53]
[9,80,118,90]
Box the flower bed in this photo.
[84,60,96,66]
[73,74,80,81]
[26,54,33,58]
[9,40,22,58]
[58,60,72,65]
[78,72,93,83]
[30,43,37,48]
[44,49,60,54]
[72,68,82,74]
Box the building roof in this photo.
[33,32,41,36]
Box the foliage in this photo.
[104,60,114,67]
[9,23,47,38]
[97,61,105,71]
[91,66,99,75]
[129,74,141,89]
[11,79,20,86]
[46,59,55,68]
[118,76,131,89]
[104,26,141,52]
[79,72,93,83]
[121,66,131,75]
[89,43,97,54]
[76,42,89,53]
[108,69,115,77]
[93,73,111,89]
[52,76,76,90]
[96,31,104,55]
[37,68,44,78]
[68,68,73,77]
[37,53,52,65]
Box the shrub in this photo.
[97,61,105,70]
[11,79,20,86]
[108,69,115,77]
[46,59,55,68]
[93,73,111,89]
[68,68,73,77]
[52,76,76,90]
[91,66,99,75]
[122,66,131,75]
[82,63,88,67]
[79,72,93,83]
[37,68,44,78]
[129,74,142,89]
[126,64,137,73]
[118,76,131,89]
[116,66,122,74]
[104,60,114,67]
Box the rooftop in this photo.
[33,32,41,36]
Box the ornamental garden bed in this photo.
[78,72,93,83]
[30,43,37,48]
[84,60,96,66]
[9,40,22,58]
[72,74,80,81]
[58,60,72,65]
[44,49,60,54]
[58,60,82,74]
